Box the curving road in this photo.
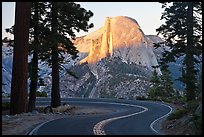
[32,98,172,135]
[3,97,172,135]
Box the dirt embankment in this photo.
[160,103,200,135]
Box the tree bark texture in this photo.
[28,2,39,112]
[51,2,61,108]
[28,51,38,112]
[10,2,31,115]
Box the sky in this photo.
[2,2,164,39]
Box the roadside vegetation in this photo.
[147,2,202,135]
[147,64,202,135]
[2,102,10,111]
[36,91,48,97]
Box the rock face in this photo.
[2,43,13,97]
[77,16,161,74]
[2,16,171,99]
[59,16,164,99]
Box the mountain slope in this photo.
[61,16,163,98]
[2,16,193,98]
[75,16,161,75]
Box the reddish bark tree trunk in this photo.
[10,2,31,115]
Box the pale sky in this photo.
[2,2,164,39]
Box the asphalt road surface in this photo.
[3,97,172,135]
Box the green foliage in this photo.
[193,114,202,135]
[167,99,202,134]
[167,109,188,120]
[148,65,178,103]
[156,2,202,101]
[177,95,187,103]
[36,91,47,97]
[148,69,163,100]
[39,2,94,66]
[168,100,199,120]
[37,2,93,107]
[136,96,147,100]
[187,100,199,112]
[160,64,176,99]
[150,69,161,85]
[160,97,172,103]
[2,102,10,110]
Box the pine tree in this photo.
[28,2,47,112]
[148,68,163,100]
[10,2,31,115]
[159,63,175,100]
[6,2,93,109]
[42,2,94,107]
[5,2,48,112]
[156,2,202,101]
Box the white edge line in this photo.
[150,102,173,135]
[26,101,148,135]
[26,100,172,135]
[26,118,56,135]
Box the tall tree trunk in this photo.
[186,2,195,101]
[28,51,38,112]
[51,45,61,107]
[51,2,61,107]
[10,2,31,115]
[28,2,39,112]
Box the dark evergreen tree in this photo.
[148,65,175,102]
[6,2,93,109]
[155,2,202,101]
[41,2,94,107]
[28,2,47,112]
[10,2,31,115]
[159,63,175,100]
[5,2,48,112]
[148,69,163,100]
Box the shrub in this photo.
[160,96,172,103]
[167,109,189,120]
[136,96,147,100]
[2,102,10,110]
[187,100,199,112]
[36,91,47,97]
[193,114,202,135]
